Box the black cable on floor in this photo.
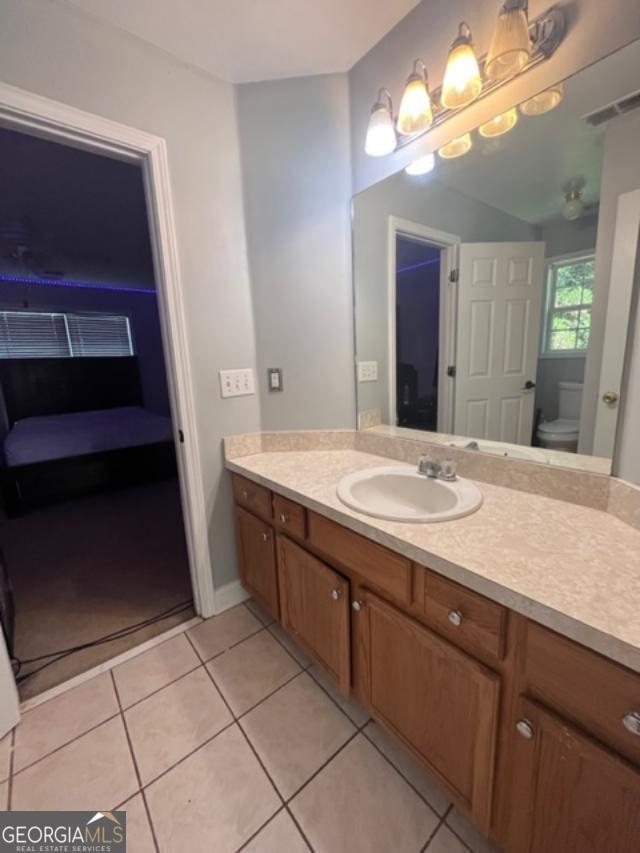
[13,599,192,683]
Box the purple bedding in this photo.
[3,406,173,467]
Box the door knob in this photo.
[521,380,536,391]
[352,600,363,611]
[602,390,619,405]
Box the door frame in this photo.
[387,217,459,432]
[591,189,640,458]
[0,83,215,625]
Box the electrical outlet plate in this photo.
[357,361,378,382]
[219,368,255,398]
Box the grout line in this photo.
[227,626,267,651]
[444,806,486,853]
[361,725,448,817]
[235,670,304,721]
[420,815,446,852]
[109,671,161,853]
[305,666,370,731]
[184,624,266,666]
[284,804,314,852]
[10,710,122,779]
[266,623,314,670]
[234,806,287,853]
[119,662,203,712]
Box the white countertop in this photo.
[226,449,640,673]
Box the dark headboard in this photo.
[0,356,143,427]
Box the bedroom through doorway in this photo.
[0,125,194,700]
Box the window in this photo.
[0,311,133,359]
[543,255,594,354]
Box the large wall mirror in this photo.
[353,39,640,475]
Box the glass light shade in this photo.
[485,4,531,82]
[405,154,436,176]
[365,98,397,157]
[397,72,433,136]
[441,28,482,109]
[520,83,564,116]
[563,194,584,221]
[479,108,519,137]
[438,133,473,159]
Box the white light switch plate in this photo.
[357,361,378,382]
[219,368,255,398]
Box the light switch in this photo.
[357,361,378,382]
[267,368,283,392]
[219,368,255,398]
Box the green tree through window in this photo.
[544,256,594,353]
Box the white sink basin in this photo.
[337,466,482,523]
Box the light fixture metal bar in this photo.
[393,4,565,152]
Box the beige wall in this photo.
[0,0,261,590]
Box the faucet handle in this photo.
[418,454,440,477]
[440,459,457,481]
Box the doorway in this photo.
[387,217,458,434]
[395,237,441,431]
[0,126,196,699]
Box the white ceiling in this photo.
[64,0,420,83]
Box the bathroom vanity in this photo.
[227,441,640,853]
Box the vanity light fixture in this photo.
[397,60,433,136]
[405,153,436,176]
[365,89,397,157]
[478,107,519,137]
[485,0,531,82]
[364,2,565,156]
[438,133,472,159]
[520,82,564,115]
[441,23,482,109]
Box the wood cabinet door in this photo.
[277,534,350,693]
[358,590,500,832]
[506,697,640,853]
[235,506,279,619]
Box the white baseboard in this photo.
[214,579,250,614]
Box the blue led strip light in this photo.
[396,257,440,275]
[0,273,155,295]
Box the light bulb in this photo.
[441,23,482,109]
[405,154,436,176]
[438,133,473,159]
[520,83,564,116]
[396,61,433,136]
[479,108,519,138]
[365,89,397,157]
[563,192,584,221]
[486,1,531,82]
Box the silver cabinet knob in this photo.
[352,600,363,611]
[279,512,288,523]
[261,531,270,542]
[448,609,463,627]
[515,719,535,740]
[622,711,640,736]
[331,588,341,601]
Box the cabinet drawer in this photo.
[273,494,306,539]
[232,473,272,521]
[308,512,411,604]
[419,567,507,661]
[523,621,640,765]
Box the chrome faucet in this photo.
[418,455,457,481]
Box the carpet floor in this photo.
[1,478,193,700]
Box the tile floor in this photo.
[0,600,501,853]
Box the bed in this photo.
[0,356,177,516]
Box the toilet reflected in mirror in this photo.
[536,381,583,453]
